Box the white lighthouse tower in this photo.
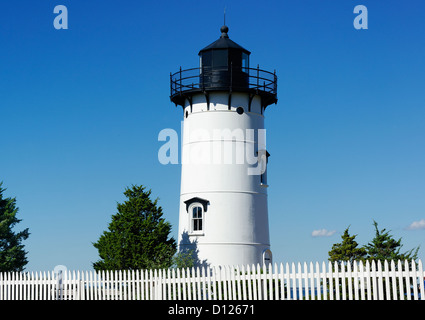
[170,25,278,267]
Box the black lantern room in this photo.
[198,25,250,90]
[170,25,277,109]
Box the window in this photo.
[260,156,268,186]
[263,249,273,265]
[201,51,212,67]
[192,206,203,232]
[242,52,249,72]
[228,50,241,68]
[257,150,270,186]
[183,197,209,235]
[213,50,228,68]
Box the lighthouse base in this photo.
[178,240,272,268]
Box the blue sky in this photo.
[1,0,424,271]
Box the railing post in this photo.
[179,66,182,95]
[256,65,259,88]
[170,72,172,97]
[201,66,204,91]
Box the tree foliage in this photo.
[0,182,30,272]
[328,226,367,265]
[329,220,419,264]
[364,220,419,263]
[93,185,176,271]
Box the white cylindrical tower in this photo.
[170,25,277,267]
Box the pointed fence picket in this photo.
[0,259,424,300]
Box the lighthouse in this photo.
[170,25,277,267]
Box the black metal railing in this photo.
[170,65,277,105]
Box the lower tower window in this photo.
[192,206,203,232]
[263,249,273,265]
[184,197,209,236]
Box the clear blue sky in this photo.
[1,0,424,271]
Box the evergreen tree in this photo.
[364,220,419,263]
[0,182,30,272]
[328,226,367,266]
[93,185,176,271]
[172,249,196,269]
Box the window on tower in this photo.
[189,204,204,235]
[184,197,209,236]
[213,50,228,68]
[242,52,249,73]
[263,249,273,265]
[191,205,203,233]
[257,150,270,187]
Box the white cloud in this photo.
[312,229,336,237]
[407,219,425,230]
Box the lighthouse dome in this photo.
[198,25,250,55]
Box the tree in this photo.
[93,185,176,271]
[328,226,367,266]
[172,249,196,269]
[0,182,30,272]
[364,220,419,263]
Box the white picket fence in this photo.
[0,259,424,300]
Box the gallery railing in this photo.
[170,65,277,107]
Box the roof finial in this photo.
[221,6,229,38]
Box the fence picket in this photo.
[103,270,108,300]
[227,265,233,300]
[266,264,270,300]
[353,261,359,300]
[418,260,425,300]
[397,260,404,300]
[411,260,418,300]
[239,265,245,300]
[229,265,235,300]
[246,264,253,300]
[371,261,377,300]
[274,263,279,300]
[347,262,352,300]
[212,266,218,300]
[383,261,389,300]
[337,261,343,300]
[404,260,411,300]
[255,264,262,300]
[377,261,384,300]
[250,264,255,300]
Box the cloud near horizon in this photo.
[312,229,336,237]
[406,219,425,230]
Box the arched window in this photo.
[191,205,203,232]
[263,249,273,265]
[183,197,209,236]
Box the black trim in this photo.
[203,91,210,110]
[183,197,210,213]
[248,93,254,112]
